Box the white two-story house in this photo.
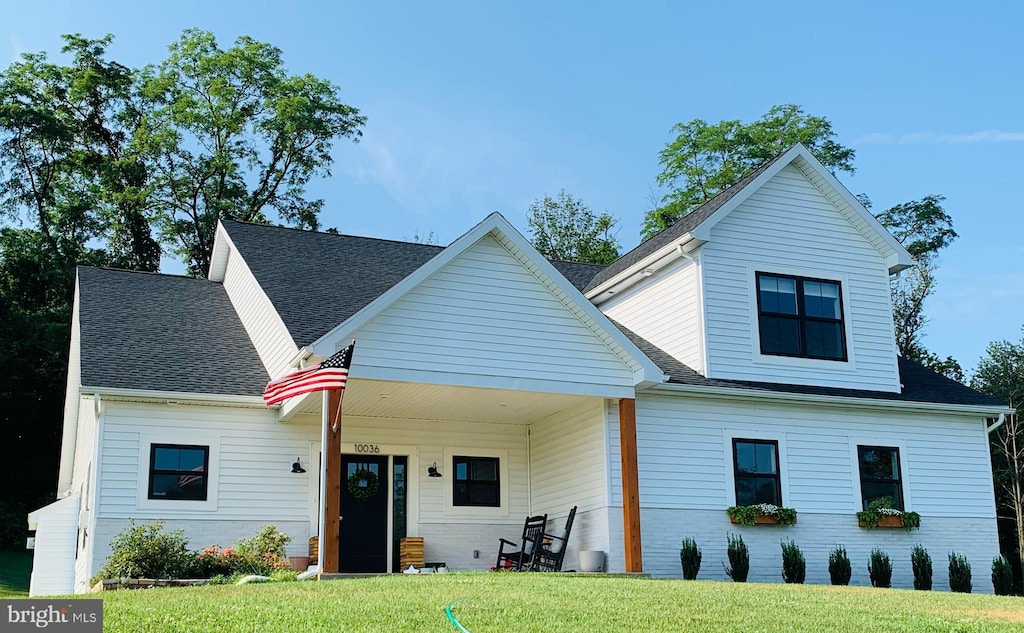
[29,144,1010,595]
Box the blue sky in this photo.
[5,1,1023,372]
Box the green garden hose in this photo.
[445,601,471,633]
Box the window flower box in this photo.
[726,504,797,526]
[856,502,920,531]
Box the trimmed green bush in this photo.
[992,556,1013,596]
[948,552,972,593]
[828,545,852,586]
[868,549,892,588]
[724,533,749,583]
[780,540,805,584]
[680,537,701,580]
[234,525,292,575]
[93,520,191,582]
[911,544,932,591]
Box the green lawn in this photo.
[0,550,32,597]
[88,573,1024,632]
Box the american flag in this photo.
[263,342,355,406]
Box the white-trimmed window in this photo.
[857,445,904,510]
[756,272,846,361]
[148,444,210,501]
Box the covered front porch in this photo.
[283,377,642,575]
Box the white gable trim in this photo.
[304,213,666,387]
[691,145,914,274]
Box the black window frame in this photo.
[857,445,904,511]
[732,438,783,507]
[755,272,848,361]
[452,456,500,508]
[148,443,210,501]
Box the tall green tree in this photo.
[645,104,855,239]
[138,29,366,276]
[527,190,620,265]
[971,331,1024,585]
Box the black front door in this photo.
[339,455,389,572]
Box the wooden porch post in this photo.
[322,388,343,573]
[618,397,642,572]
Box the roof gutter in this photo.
[649,381,1015,417]
[79,386,269,407]
[987,413,1008,434]
[586,233,700,302]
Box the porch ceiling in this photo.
[288,378,598,424]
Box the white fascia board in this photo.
[79,385,269,408]
[649,381,1015,417]
[309,212,667,386]
[208,221,231,282]
[28,494,80,529]
[584,233,698,302]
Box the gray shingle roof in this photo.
[78,267,268,396]
[584,151,787,292]
[615,322,1005,408]
[222,220,605,346]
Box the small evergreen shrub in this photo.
[948,552,972,593]
[911,544,932,591]
[93,520,191,582]
[780,540,805,584]
[867,549,892,588]
[680,537,702,580]
[724,533,749,583]
[828,545,852,586]
[992,555,1014,596]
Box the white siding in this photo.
[528,401,612,563]
[71,398,97,592]
[702,163,901,391]
[601,257,704,373]
[28,495,80,596]
[57,284,82,494]
[221,246,298,378]
[605,392,1000,587]
[351,235,634,395]
[97,401,319,522]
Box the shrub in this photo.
[188,546,241,578]
[93,521,191,582]
[911,544,932,591]
[0,499,29,550]
[233,525,292,575]
[269,568,298,582]
[724,533,749,583]
[948,552,972,593]
[867,549,892,588]
[992,555,1014,596]
[780,540,805,584]
[680,537,702,580]
[828,545,852,586]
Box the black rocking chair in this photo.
[496,514,547,571]
[530,506,577,572]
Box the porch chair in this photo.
[530,506,577,572]
[495,513,547,571]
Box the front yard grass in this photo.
[92,573,1022,632]
[0,550,32,597]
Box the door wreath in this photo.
[347,469,380,502]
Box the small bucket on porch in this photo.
[579,550,606,573]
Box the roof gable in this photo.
[586,144,915,297]
[307,213,665,388]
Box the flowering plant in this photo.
[726,503,797,526]
[857,497,920,531]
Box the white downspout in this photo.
[987,413,1007,434]
[298,389,330,581]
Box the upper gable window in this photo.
[756,272,846,361]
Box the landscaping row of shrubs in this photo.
[93,521,297,584]
[680,534,1017,595]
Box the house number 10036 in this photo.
[353,444,380,454]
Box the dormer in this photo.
[591,144,914,393]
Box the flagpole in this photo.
[317,389,329,575]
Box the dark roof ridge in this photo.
[78,265,201,282]
[220,218,447,251]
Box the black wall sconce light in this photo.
[427,461,442,478]
[291,457,306,474]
